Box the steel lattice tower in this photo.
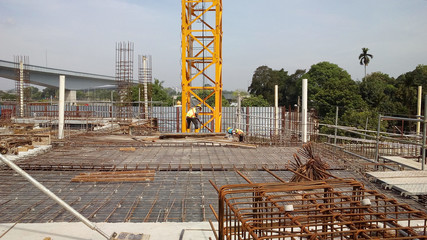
[181,0,223,132]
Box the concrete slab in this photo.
[367,170,427,196]
[393,184,427,196]
[0,222,216,240]
[371,176,427,185]
[380,156,422,170]
[367,170,427,178]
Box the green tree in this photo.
[248,66,289,105]
[0,90,16,100]
[150,79,173,106]
[359,47,373,79]
[395,65,427,116]
[281,69,306,107]
[358,72,399,115]
[41,87,57,100]
[241,95,270,107]
[129,79,174,106]
[304,62,368,128]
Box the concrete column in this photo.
[302,79,308,143]
[275,85,279,135]
[143,56,148,119]
[423,94,427,170]
[237,94,241,129]
[19,61,24,117]
[417,86,422,135]
[65,90,76,105]
[58,75,65,139]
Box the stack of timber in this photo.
[0,136,32,154]
[71,170,155,182]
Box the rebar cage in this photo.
[217,179,427,240]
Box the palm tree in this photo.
[359,48,373,79]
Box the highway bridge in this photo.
[0,60,118,90]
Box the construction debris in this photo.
[115,232,150,240]
[71,170,156,182]
[0,136,32,154]
[289,142,331,182]
[119,119,158,135]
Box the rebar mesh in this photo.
[216,179,427,240]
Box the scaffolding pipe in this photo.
[0,154,113,239]
[334,106,338,145]
[375,114,381,163]
[382,115,423,123]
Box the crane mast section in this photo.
[181,0,223,132]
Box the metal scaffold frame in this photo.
[181,0,223,133]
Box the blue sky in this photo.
[1,0,426,91]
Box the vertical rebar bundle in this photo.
[14,56,30,117]
[115,42,134,121]
[138,55,152,119]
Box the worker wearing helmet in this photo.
[226,127,245,142]
[186,104,202,132]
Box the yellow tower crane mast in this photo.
[181,0,223,132]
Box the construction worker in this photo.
[186,104,202,132]
[227,127,245,142]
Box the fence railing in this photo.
[0,102,318,144]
